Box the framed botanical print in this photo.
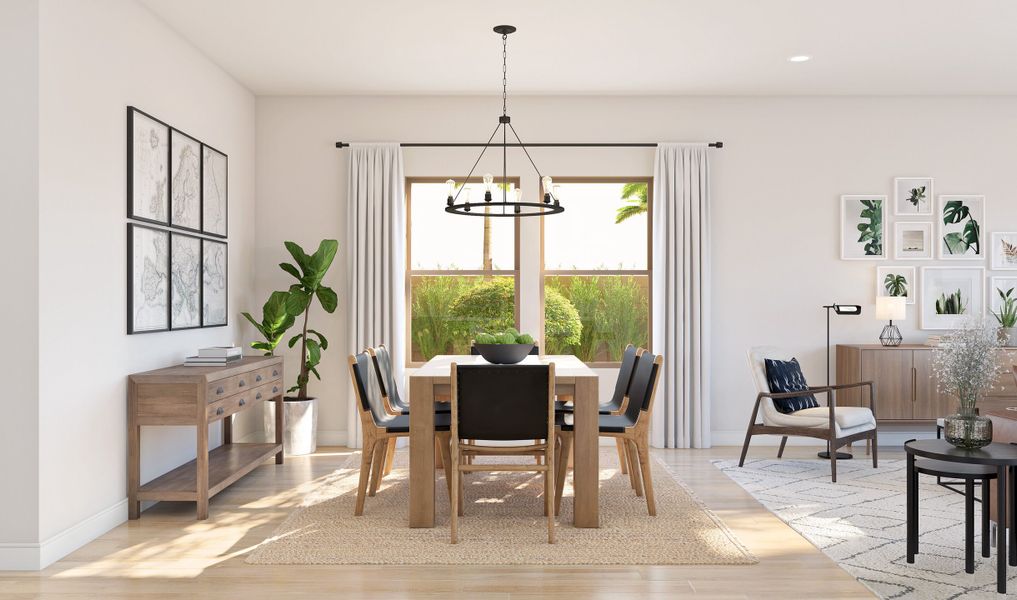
[990,232,1017,270]
[939,195,985,259]
[920,266,985,330]
[127,107,169,225]
[877,266,916,305]
[894,177,933,216]
[990,276,1017,323]
[840,195,887,260]
[170,232,202,330]
[201,144,228,238]
[894,221,934,260]
[127,224,169,333]
[202,239,228,327]
[170,128,202,231]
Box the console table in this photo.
[128,355,284,520]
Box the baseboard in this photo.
[710,428,939,448]
[0,499,127,571]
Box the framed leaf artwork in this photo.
[840,195,887,260]
[894,177,933,216]
[877,266,916,305]
[939,195,985,259]
[920,266,985,330]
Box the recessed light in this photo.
[788,55,811,63]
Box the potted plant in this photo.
[933,319,1000,448]
[473,328,536,364]
[992,286,1017,347]
[242,290,295,356]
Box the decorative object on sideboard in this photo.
[473,328,536,364]
[184,346,242,366]
[876,296,906,347]
[939,195,985,259]
[893,176,934,216]
[990,232,1017,270]
[934,320,1000,449]
[920,266,986,330]
[991,278,1017,347]
[876,265,916,305]
[893,221,934,260]
[840,195,886,260]
[821,303,862,460]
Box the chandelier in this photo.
[445,25,563,218]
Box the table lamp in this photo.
[876,296,906,347]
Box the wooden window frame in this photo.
[405,176,522,367]
[539,177,653,368]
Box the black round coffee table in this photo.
[905,438,1017,594]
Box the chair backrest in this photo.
[452,363,553,440]
[746,346,799,424]
[470,344,539,355]
[609,344,641,408]
[369,344,401,407]
[348,351,391,427]
[623,351,661,422]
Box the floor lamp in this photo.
[821,303,862,460]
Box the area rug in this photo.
[716,458,1017,599]
[246,450,755,565]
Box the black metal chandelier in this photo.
[445,25,563,218]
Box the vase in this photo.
[943,408,993,449]
[1000,327,1017,348]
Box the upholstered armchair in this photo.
[739,346,878,482]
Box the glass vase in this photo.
[944,407,993,449]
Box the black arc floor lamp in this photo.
[821,303,862,460]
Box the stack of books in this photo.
[184,346,243,366]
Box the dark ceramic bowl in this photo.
[474,343,534,365]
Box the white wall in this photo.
[0,0,258,569]
[256,95,1017,446]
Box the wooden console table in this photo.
[128,355,284,520]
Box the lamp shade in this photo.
[876,296,906,320]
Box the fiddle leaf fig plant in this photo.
[242,290,295,355]
[280,239,339,399]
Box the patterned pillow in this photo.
[764,358,819,414]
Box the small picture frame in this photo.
[939,195,986,260]
[170,129,202,232]
[840,195,887,260]
[127,223,170,334]
[201,144,228,238]
[894,221,933,260]
[990,276,1017,322]
[920,266,985,330]
[127,107,169,225]
[894,177,934,216]
[990,232,1017,270]
[170,232,202,330]
[877,266,916,305]
[202,239,228,327]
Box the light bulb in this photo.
[541,176,553,193]
[483,173,494,191]
[552,184,561,200]
[515,188,523,203]
[446,179,456,198]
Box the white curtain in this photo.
[651,143,711,449]
[345,143,405,449]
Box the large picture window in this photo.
[406,178,520,365]
[542,179,652,365]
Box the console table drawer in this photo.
[207,365,281,401]
[207,380,283,422]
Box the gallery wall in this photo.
[255,94,1017,447]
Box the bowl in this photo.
[473,343,534,365]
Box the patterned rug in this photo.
[716,458,1016,599]
[246,450,755,565]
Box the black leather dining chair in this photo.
[449,362,557,544]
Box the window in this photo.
[406,178,520,364]
[542,179,652,365]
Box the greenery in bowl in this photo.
[475,328,534,346]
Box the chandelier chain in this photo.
[502,34,508,116]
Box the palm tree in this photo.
[615,182,648,224]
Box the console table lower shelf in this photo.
[137,443,281,503]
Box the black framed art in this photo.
[201,239,228,327]
[170,231,202,330]
[127,223,170,334]
[127,107,170,226]
[201,143,228,238]
[169,128,202,232]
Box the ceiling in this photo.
[140,0,1017,96]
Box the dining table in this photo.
[408,354,601,528]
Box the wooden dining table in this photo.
[408,354,601,528]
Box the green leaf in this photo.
[279,262,302,281]
[310,366,321,380]
[943,232,967,255]
[307,328,328,350]
[287,333,303,348]
[284,241,312,273]
[316,286,338,313]
[286,290,311,316]
[305,338,322,369]
[241,312,268,337]
[943,200,970,225]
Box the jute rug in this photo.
[246,449,755,565]
[716,458,1016,599]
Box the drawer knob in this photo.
[238,380,246,387]
[216,407,225,416]
[254,393,261,401]
[255,374,263,382]
[240,398,247,406]
[216,386,224,395]
[272,370,279,377]
[273,386,279,393]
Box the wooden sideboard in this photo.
[128,355,284,520]
[836,344,1017,423]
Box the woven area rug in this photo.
[716,458,1017,599]
[247,449,754,565]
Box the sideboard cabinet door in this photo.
[860,349,914,420]
[912,350,956,420]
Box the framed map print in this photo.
[170,128,202,231]
[840,195,887,260]
[170,233,201,329]
[127,107,169,225]
[127,224,169,333]
[202,239,228,327]
[202,144,228,237]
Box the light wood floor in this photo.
[0,445,888,599]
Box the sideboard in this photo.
[836,344,1017,423]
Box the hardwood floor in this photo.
[0,446,884,599]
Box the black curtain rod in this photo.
[335,141,723,149]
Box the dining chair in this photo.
[467,343,540,465]
[555,351,663,516]
[449,362,557,544]
[348,351,454,515]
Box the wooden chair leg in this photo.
[437,432,453,501]
[626,437,643,497]
[830,439,838,483]
[616,438,629,474]
[457,459,465,516]
[384,437,396,476]
[354,439,375,516]
[636,436,656,517]
[871,430,879,468]
[546,443,555,544]
[777,436,788,458]
[450,441,459,544]
[434,438,444,469]
[535,439,543,465]
[738,427,754,467]
[554,432,572,516]
[368,439,387,496]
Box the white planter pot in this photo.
[1003,328,1017,348]
[265,397,318,456]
